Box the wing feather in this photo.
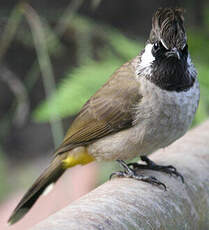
[55,60,142,155]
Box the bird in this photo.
[8,8,200,225]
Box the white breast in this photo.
[87,76,199,161]
[133,77,200,152]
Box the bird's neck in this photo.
[136,52,196,92]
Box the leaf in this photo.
[33,57,124,121]
[33,19,143,122]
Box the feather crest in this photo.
[150,8,186,49]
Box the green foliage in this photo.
[193,63,209,125]
[188,30,209,125]
[188,31,209,64]
[34,57,123,121]
[107,28,141,59]
[33,27,142,121]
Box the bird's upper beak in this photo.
[165,48,180,60]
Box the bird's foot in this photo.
[110,159,166,190]
[128,156,184,183]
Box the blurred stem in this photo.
[24,59,40,91]
[23,3,64,147]
[0,146,8,202]
[55,0,84,35]
[23,0,85,97]
[0,65,30,127]
[90,0,102,10]
[0,3,23,61]
[76,30,93,64]
[24,0,84,102]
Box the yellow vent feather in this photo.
[62,148,95,169]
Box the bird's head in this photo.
[150,8,187,61]
[138,8,196,92]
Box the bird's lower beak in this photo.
[165,48,180,60]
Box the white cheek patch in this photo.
[140,43,155,68]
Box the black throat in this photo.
[147,57,195,92]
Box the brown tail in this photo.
[8,155,66,225]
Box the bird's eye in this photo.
[152,42,161,56]
[153,42,159,50]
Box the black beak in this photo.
[165,48,180,60]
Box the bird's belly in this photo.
[88,79,199,161]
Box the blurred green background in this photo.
[0,0,209,202]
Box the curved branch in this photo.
[32,120,209,230]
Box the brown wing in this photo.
[55,60,142,155]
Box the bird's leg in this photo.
[110,159,166,190]
[128,156,184,183]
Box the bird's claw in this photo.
[110,160,166,190]
[128,156,184,183]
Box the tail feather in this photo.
[8,155,66,225]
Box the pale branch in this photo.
[32,120,209,230]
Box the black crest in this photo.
[149,8,186,49]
